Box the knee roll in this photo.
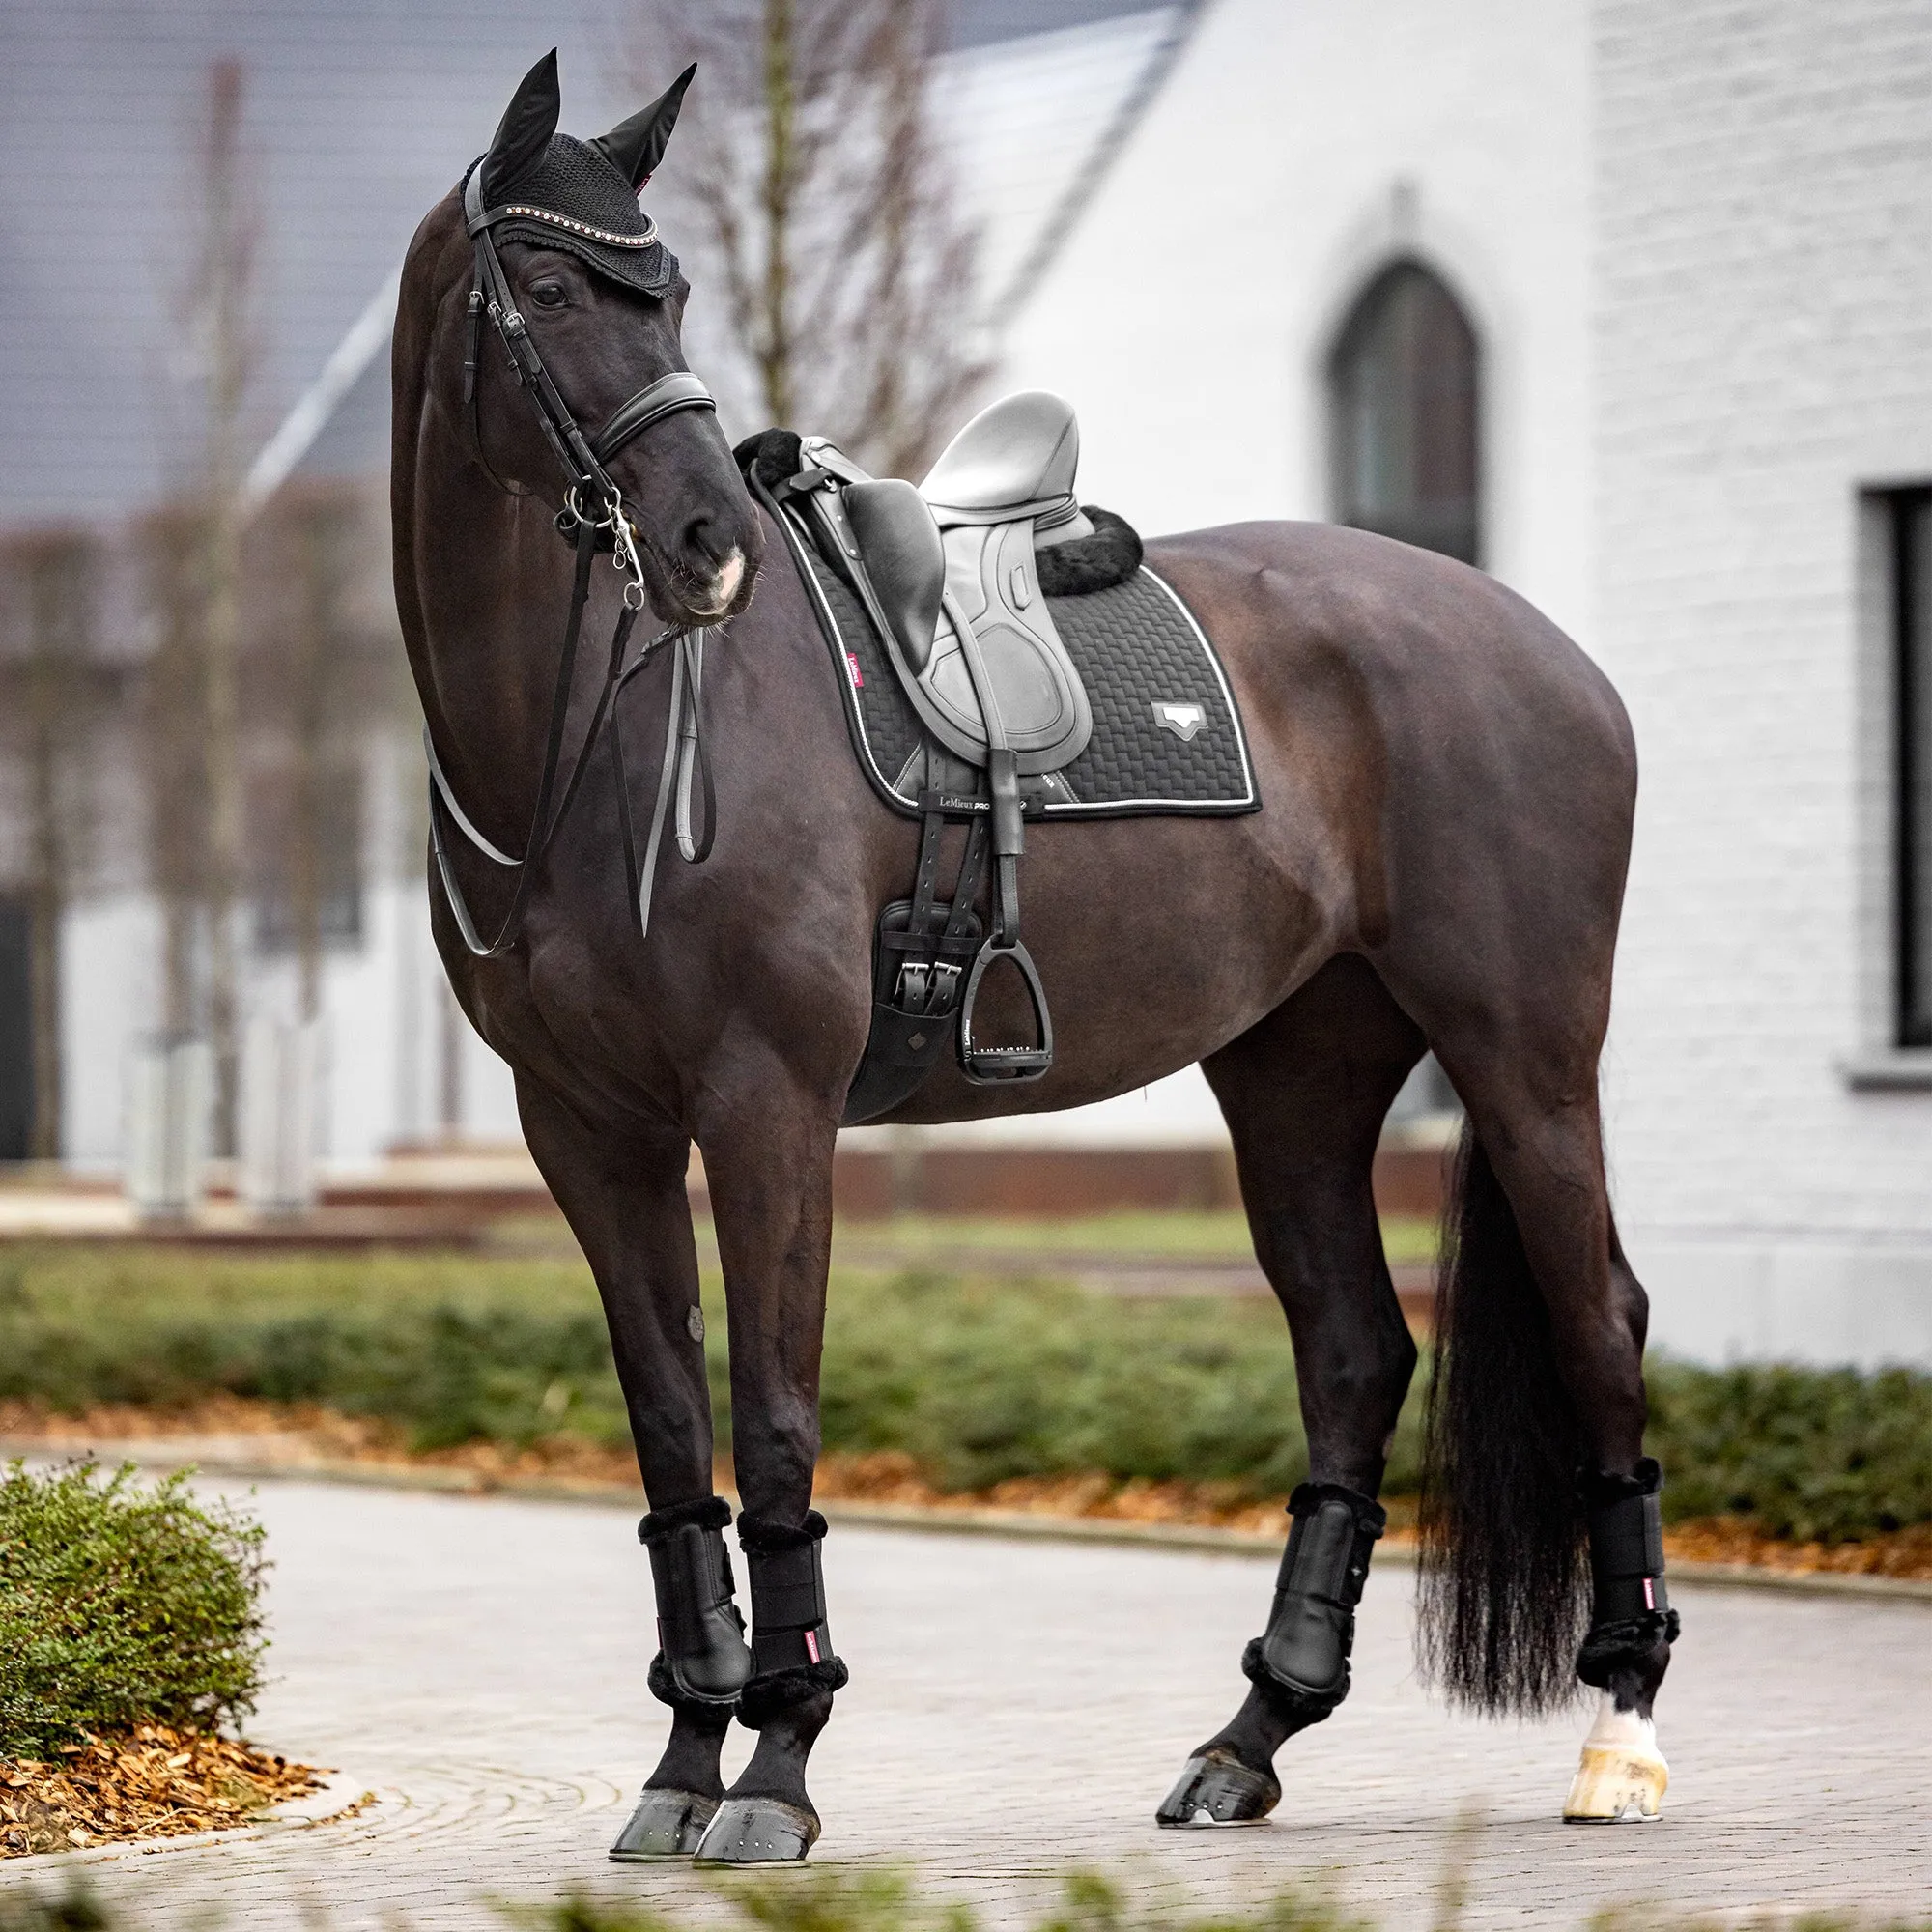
[1241,1482,1385,1722]
[735,1510,849,1727]
[1577,1458,1680,1689]
[639,1495,753,1711]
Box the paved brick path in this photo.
[7,1479,1930,1928]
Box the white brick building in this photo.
[1590,0,1932,1364]
[11,0,1932,1365]
[991,0,1932,1363]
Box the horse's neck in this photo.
[409,433,575,850]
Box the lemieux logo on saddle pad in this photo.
[1153,701,1207,742]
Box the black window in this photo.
[1893,488,1932,1045]
[0,895,31,1161]
[1330,261,1481,566]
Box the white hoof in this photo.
[1562,1693,1667,1823]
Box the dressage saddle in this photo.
[791,391,1095,776]
[747,390,1136,1121]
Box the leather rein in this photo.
[425,164,721,957]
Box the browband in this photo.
[480,205,661,249]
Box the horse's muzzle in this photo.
[682,548,746,624]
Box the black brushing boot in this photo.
[694,1510,848,1864]
[1564,1459,1677,1822]
[610,1496,753,1861]
[1159,1482,1385,1826]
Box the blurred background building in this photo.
[3,0,1930,1364]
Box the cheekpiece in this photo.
[473,134,678,297]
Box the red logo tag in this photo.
[1643,1578,1655,1610]
[845,653,864,689]
[805,1630,821,1663]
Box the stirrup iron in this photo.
[958,936,1053,1084]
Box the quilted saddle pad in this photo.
[790,542,1260,820]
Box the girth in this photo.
[427,166,722,959]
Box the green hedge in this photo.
[1645,1359,1932,1543]
[1,1246,1930,1542]
[0,1461,267,1756]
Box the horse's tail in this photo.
[1416,1122,1590,1715]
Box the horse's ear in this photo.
[589,63,696,190]
[482,50,561,203]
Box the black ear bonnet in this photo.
[469,54,692,298]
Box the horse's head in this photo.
[412,52,763,626]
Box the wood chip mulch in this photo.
[1661,1516,1932,1578]
[0,1725,326,1860]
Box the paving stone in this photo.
[4,1479,1928,1928]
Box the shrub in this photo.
[0,1462,267,1757]
[812,1270,1427,1497]
[1646,1359,1932,1542]
[5,1244,1932,1543]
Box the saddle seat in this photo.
[798,391,1096,777]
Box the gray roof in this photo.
[0,0,1180,527]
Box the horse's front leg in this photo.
[514,1078,751,1862]
[685,1067,845,1865]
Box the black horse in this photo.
[391,55,1677,1863]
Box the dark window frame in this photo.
[1892,486,1932,1046]
[0,895,31,1162]
[1328,256,1483,567]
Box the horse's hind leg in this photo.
[1158,955,1425,1828]
[514,1080,749,1862]
[1422,1045,1674,1823]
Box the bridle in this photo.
[426,163,724,958]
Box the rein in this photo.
[427,166,720,958]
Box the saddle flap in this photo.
[774,407,1094,776]
[843,479,944,675]
[920,391,1081,529]
[918,522,1093,771]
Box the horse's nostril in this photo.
[683,513,731,571]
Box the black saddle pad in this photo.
[789,540,1259,819]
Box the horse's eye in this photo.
[528,281,568,309]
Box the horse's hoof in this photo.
[1563,1696,1668,1823]
[1155,1750,1281,1827]
[609,1787,720,1861]
[692,1796,820,1864]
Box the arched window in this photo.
[1329,261,1481,566]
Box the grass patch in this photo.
[0,1463,267,1758]
[4,1869,1932,1931]
[1,1245,1930,1542]
[829,1210,1435,1267]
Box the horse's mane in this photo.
[389,194,466,653]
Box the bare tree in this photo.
[190,55,258,1152]
[0,529,117,1159]
[624,0,987,477]
[136,502,213,1040]
[242,479,401,1023]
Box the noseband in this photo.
[427,166,724,958]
